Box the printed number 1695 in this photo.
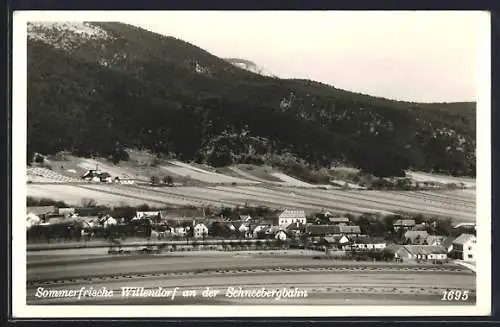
[441,290,469,301]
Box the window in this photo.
[468,254,473,259]
[468,246,472,251]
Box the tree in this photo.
[81,198,97,208]
[163,175,174,186]
[34,153,45,164]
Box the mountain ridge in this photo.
[27,21,476,178]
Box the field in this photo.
[26,251,476,305]
[27,182,475,222]
[26,156,476,222]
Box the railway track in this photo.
[27,264,473,288]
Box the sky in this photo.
[122,11,487,103]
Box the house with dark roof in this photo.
[451,233,476,261]
[337,225,361,235]
[305,224,339,236]
[393,219,416,231]
[441,236,455,253]
[306,224,361,237]
[286,222,305,237]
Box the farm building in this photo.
[306,224,339,237]
[323,235,350,250]
[389,245,447,262]
[306,224,361,237]
[278,209,307,227]
[451,233,476,261]
[404,230,429,244]
[117,178,136,185]
[351,237,387,250]
[336,225,362,236]
[81,170,113,183]
[393,219,416,231]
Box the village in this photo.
[26,200,477,266]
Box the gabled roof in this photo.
[231,220,246,230]
[286,222,305,231]
[452,233,476,245]
[404,245,447,255]
[353,237,386,244]
[338,225,361,234]
[442,236,455,249]
[279,209,306,220]
[260,218,278,226]
[394,219,416,226]
[306,224,338,235]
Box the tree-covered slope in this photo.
[27,22,476,177]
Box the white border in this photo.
[12,10,491,318]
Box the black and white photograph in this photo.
[12,10,491,317]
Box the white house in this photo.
[193,223,209,238]
[275,230,288,241]
[102,216,118,228]
[391,245,448,261]
[452,233,476,261]
[278,209,307,227]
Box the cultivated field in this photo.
[26,251,475,305]
[27,182,475,222]
[26,156,477,222]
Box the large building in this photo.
[451,233,476,261]
[278,209,307,227]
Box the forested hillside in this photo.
[27,22,476,177]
